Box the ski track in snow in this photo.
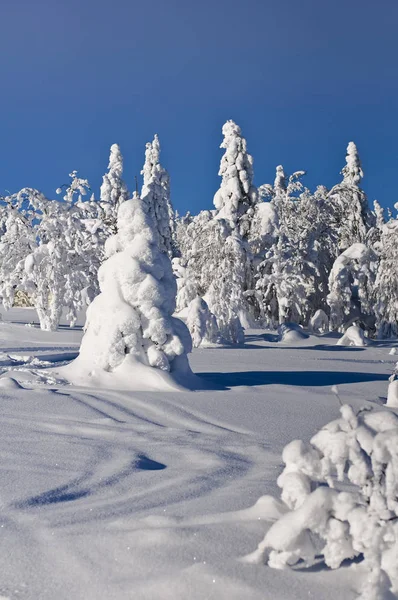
[0,311,393,599]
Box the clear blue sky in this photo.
[0,0,397,215]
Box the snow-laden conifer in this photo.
[374,219,398,338]
[186,297,220,347]
[213,120,258,238]
[328,142,370,250]
[64,194,192,389]
[100,144,128,232]
[141,135,175,256]
[327,242,377,332]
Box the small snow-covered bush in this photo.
[309,309,329,334]
[246,402,398,600]
[186,297,220,348]
[337,324,368,347]
[278,322,309,343]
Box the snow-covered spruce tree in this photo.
[328,142,371,251]
[141,134,175,257]
[327,242,377,333]
[186,297,220,347]
[205,228,246,343]
[63,194,192,389]
[374,219,398,338]
[211,120,259,326]
[99,144,129,234]
[255,234,309,326]
[246,403,398,600]
[213,120,258,239]
[172,257,198,314]
[0,199,37,310]
[255,170,331,326]
[183,212,246,342]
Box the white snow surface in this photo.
[0,308,396,600]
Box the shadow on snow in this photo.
[197,370,388,389]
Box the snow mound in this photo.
[336,325,368,347]
[278,322,309,343]
[387,379,398,408]
[0,377,23,389]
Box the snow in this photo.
[337,325,368,347]
[0,309,397,598]
[60,198,194,391]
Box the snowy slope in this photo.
[0,309,395,600]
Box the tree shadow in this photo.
[198,370,388,389]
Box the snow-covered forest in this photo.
[1,121,398,600]
[0,121,396,341]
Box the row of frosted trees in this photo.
[0,121,397,339]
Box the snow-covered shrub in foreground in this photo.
[63,196,193,390]
[246,403,398,600]
[186,297,220,348]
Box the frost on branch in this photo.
[246,403,398,600]
[63,196,193,390]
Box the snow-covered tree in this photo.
[172,257,198,314]
[374,219,398,338]
[247,402,398,600]
[186,297,220,347]
[327,142,371,251]
[99,144,128,233]
[327,242,377,332]
[141,134,175,256]
[205,228,246,343]
[0,202,36,310]
[65,195,192,387]
[213,120,258,239]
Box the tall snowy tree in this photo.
[141,134,175,257]
[327,142,371,251]
[99,144,129,233]
[213,120,258,239]
[63,194,192,388]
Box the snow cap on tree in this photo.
[213,120,258,237]
[341,141,363,186]
[141,134,175,256]
[274,165,287,195]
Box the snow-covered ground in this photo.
[0,309,395,600]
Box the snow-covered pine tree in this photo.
[63,194,192,389]
[186,297,220,347]
[0,199,37,310]
[213,120,258,239]
[141,134,175,257]
[327,142,371,251]
[374,219,398,338]
[178,211,246,342]
[172,257,198,314]
[327,242,377,332]
[99,144,129,233]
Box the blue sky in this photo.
[0,0,397,215]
